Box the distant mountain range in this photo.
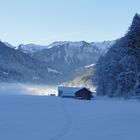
[17,41,115,55]
[1,40,115,85]
[0,42,63,84]
[1,13,139,95]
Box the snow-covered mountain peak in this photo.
[18,44,49,54]
[91,40,115,49]
[3,42,16,49]
[47,41,89,49]
[91,40,116,53]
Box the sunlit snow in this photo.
[0,88,140,140]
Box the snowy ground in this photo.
[0,94,140,140]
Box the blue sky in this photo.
[0,0,140,45]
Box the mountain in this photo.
[61,64,95,91]
[0,40,114,85]
[18,44,48,54]
[16,41,114,55]
[91,40,115,54]
[3,42,15,49]
[0,41,63,84]
[94,13,140,97]
[32,41,114,80]
[33,41,98,75]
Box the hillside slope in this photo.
[62,65,95,91]
[0,41,63,84]
[94,14,140,97]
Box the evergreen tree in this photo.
[94,13,140,97]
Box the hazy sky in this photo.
[0,0,140,45]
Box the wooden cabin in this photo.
[58,86,93,100]
[75,87,93,100]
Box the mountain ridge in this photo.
[1,39,115,85]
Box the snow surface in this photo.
[85,63,96,68]
[0,90,140,140]
[48,68,62,75]
[3,42,16,49]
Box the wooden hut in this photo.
[75,87,93,100]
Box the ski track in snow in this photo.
[50,99,72,140]
[1,95,140,140]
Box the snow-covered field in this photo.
[0,92,140,140]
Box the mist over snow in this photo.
[0,83,58,96]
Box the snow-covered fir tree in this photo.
[94,13,140,97]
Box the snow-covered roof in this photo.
[58,86,81,97]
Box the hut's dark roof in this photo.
[75,87,92,95]
[75,88,93,100]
